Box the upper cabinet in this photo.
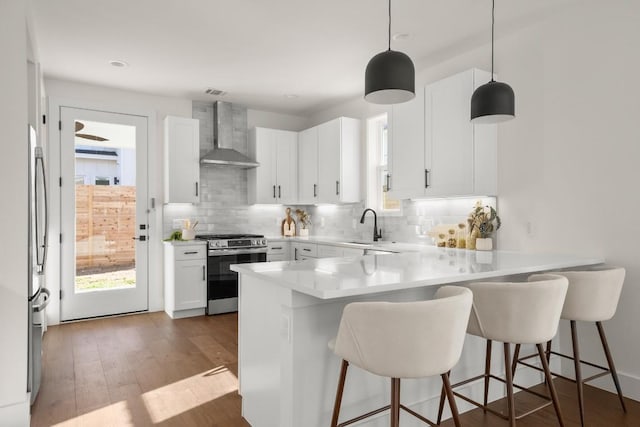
[248,127,298,204]
[164,116,200,204]
[298,117,361,204]
[388,69,497,200]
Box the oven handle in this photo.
[208,248,268,256]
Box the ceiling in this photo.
[31,0,573,116]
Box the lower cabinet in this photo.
[267,241,290,262]
[164,242,207,319]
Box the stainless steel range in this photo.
[196,234,267,315]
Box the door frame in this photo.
[46,97,159,325]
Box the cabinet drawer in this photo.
[292,242,317,258]
[267,242,288,255]
[317,244,343,258]
[174,245,207,261]
[267,254,288,262]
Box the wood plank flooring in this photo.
[32,311,640,426]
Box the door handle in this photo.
[425,169,430,189]
[386,174,391,192]
[132,236,147,241]
[195,182,199,196]
[313,184,317,198]
[278,185,281,198]
[202,265,206,281]
[294,247,298,260]
[336,181,340,196]
[273,185,276,198]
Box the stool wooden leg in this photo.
[570,321,585,427]
[436,372,448,424]
[442,373,462,427]
[484,339,492,410]
[331,360,349,427]
[503,343,516,427]
[537,343,565,427]
[545,339,553,385]
[390,378,401,427]
[511,343,520,382]
[596,321,627,412]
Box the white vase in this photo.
[475,237,493,251]
[299,228,309,237]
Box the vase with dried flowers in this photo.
[295,209,311,237]
[467,202,501,251]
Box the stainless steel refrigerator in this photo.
[28,124,50,405]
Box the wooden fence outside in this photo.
[75,185,136,273]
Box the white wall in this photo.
[0,0,31,423]
[309,1,640,400]
[44,78,192,324]
[247,108,310,131]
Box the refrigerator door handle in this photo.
[35,148,48,274]
[33,288,50,313]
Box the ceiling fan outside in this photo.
[75,121,109,142]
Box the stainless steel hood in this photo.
[200,101,259,168]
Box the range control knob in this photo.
[261,239,267,245]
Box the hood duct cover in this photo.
[200,101,259,168]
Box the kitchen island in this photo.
[231,248,602,427]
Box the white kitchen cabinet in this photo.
[388,69,497,199]
[298,117,361,204]
[267,240,290,262]
[164,242,207,318]
[248,127,298,204]
[298,126,319,204]
[292,242,318,260]
[317,243,365,259]
[164,116,200,204]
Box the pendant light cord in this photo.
[388,0,392,51]
[491,0,495,81]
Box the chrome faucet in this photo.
[360,208,382,242]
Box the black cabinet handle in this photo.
[273,185,276,198]
[294,247,298,260]
[202,265,206,281]
[425,169,430,189]
[313,184,317,198]
[336,181,340,196]
[278,185,281,198]
[184,251,198,255]
[303,248,311,252]
[386,174,391,192]
[195,182,199,196]
[271,246,283,250]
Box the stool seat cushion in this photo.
[530,267,625,322]
[467,275,568,344]
[331,286,472,379]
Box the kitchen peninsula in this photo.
[231,248,602,427]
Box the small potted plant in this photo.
[295,209,311,237]
[467,202,501,251]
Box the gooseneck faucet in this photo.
[360,208,382,242]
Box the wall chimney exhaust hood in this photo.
[200,101,259,168]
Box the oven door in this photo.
[207,248,267,314]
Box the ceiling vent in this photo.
[205,88,227,96]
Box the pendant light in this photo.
[364,0,415,104]
[471,0,515,123]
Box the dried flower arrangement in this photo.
[295,209,312,229]
[468,202,501,238]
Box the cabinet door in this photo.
[276,130,298,204]
[298,127,319,203]
[164,116,200,203]
[388,89,426,199]
[425,71,474,196]
[317,119,341,203]
[174,259,207,310]
[251,128,278,204]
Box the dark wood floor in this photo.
[31,311,640,426]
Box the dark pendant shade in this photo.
[470,80,515,124]
[365,50,415,104]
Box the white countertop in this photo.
[163,239,207,246]
[266,235,427,252]
[231,247,603,299]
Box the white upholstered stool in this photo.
[437,274,569,427]
[329,286,472,427]
[512,267,626,426]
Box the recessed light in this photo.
[392,33,410,41]
[109,60,129,68]
[284,94,299,99]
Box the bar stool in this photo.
[437,274,569,427]
[329,286,472,427]
[512,267,626,427]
